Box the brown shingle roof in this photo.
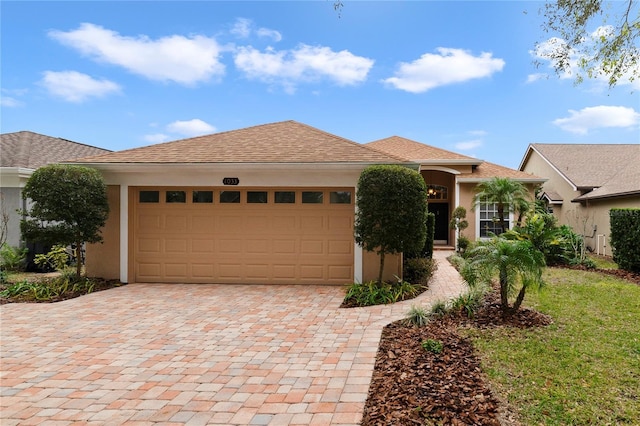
[366,136,542,181]
[458,161,543,181]
[1,131,110,169]
[528,143,640,190]
[74,121,404,164]
[366,136,480,162]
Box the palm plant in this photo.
[473,177,531,235]
[465,238,545,316]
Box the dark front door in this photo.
[428,203,449,243]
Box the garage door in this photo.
[131,187,355,284]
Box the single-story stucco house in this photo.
[0,131,111,248]
[519,143,640,255]
[70,121,543,285]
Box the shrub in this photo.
[405,305,430,327]
[456,236,470,254]
[34,245,69,272]
[423,212,436,258]
[344,279,419,307]
[0,243,28,271]
[430,300,448,317]
[354,165,428,284]
[403,257,436,286]
[610,208,640,272]
[421,339,443,354]
[449,289,486,318]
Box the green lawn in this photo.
[465,267,640,425]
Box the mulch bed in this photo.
[558,264,640,286]
[362,290,553,426]
[0,278,124,304]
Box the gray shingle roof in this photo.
[528,143,640,200]
[1,131,110,169]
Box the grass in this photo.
[465,267,640,425]
[588,253,619,269]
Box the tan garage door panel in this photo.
[132,187,354,284]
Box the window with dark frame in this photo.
[275,191,296,204]
[330,191,352,204]
[302,191,323,204]
[166,191,186,203]
[193,191,213,203]
[247,191,268,203]
[220,191,241,203]
[139,191,160,203]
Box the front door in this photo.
[428,203,449,244]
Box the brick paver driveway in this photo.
[1,252,465,425]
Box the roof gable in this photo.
[526,143,640,190]
[1,131,110,169]
[74,121,404,164]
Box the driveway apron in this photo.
[0,251,466,425]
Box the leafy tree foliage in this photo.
[538,0,639,87]
[21,165,109,278]
[472,177,531,235]
[354,165,428,285]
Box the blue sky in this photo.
[2,1,638,169]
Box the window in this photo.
[220,191,241,203]
[302,191,323,204]
[275,191,295,204]
[247,191,268,203]
[330,191,351,204]
[193,191,213,203]
[166,191,186,203]
[139,191,159,203]
[426,185,447,200]
[479,201,509,237]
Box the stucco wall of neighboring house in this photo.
[521,150,579,228]
[0,187,23,248]
[85,185,121,279]
[577,197,640,255]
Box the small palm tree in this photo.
[465,238,545,316]
[473,177,531,235]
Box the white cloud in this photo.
[231,18,252,38]
[41,70,121,102]
[383,48,505,93]
[49,23,225,85]
[0,96,23,107]
[234,44,374,92]
[468,130,487,137]
[231,18,282,42]
[455,139,483,150]
[143,133,170,143]
[257,27,282,42]
[526,73,547,84]
[553,105,640,134]
[166,119,216,136]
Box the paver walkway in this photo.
[0,251,466,425]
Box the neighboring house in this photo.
[0,131,111,248]
[70,121,543,285]
[519,143,640,254]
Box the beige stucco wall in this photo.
[457,183,477,239]
[85,185,120,279]
[362,250,402,283]
[577,197,640,254]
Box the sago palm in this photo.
[465,238,545,316]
